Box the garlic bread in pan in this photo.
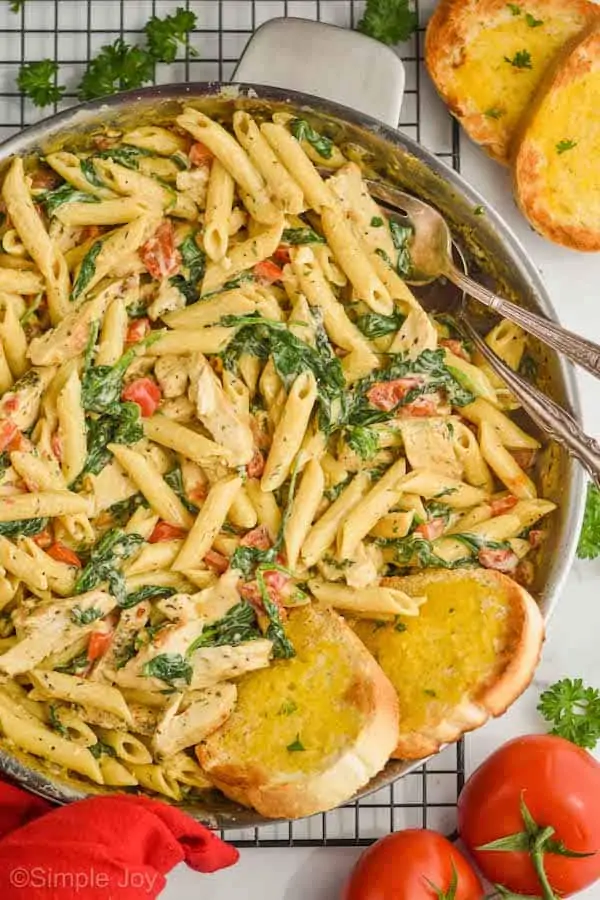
[514,24,600,250]
[353,568,544,760]
[425,0,598,163]
[197,604,399,819]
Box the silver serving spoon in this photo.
[362,179,600,381]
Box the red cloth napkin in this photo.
[0,781,239,898]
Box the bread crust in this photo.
[197,607,399,819]
[513,24,600,250]
[379,569,544,760]
[425,0,598,163]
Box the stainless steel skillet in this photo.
[0,83,585,829]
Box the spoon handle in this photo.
[457,313,600,490]
[449,266,600,380]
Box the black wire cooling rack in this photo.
[0,0,464,848]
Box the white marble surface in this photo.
[164,36,600,900]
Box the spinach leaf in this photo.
[164,466,198,514]
[48,705,69,738]
[119,585,175,610]
[169,232,206,304]
[381,533,468,569]
[93,145,155,170]
[0,517,48,538]
[89,740,116,759]
[451,533,512,554]
[187,601,262,654]
[55,651,90,675]
[71,240,102,301]
[390,221,413,277]
[74,528,144,602]
[142,652,192,687]
[70,605,104,626]
[256,566,295,659]
[106,493,147,526]
[423,500,452,525]
[80,158,105,189]
[281,227,325,245]
[229,543,277,580]
[41,184,99,217]
[77,402,143,482]
[346,426,379,460]
[325,475,352,503]
[81,332,159,413]
[355,309,405,338]
[290,119,333,159]
[221,313,345,434]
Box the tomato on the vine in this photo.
[342,829,483,899]
[458,735,600,898]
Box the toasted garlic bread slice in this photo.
[514,25,600,250]
[425,0,598,163]
[353,569,543,760]
[197,604,399,819]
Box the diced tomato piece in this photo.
[209,356,224,376]
[514,559,535,587]
[400,396,440,418]
[87,630,113,661]
[440,338,470,361]
[204,548,229,574]
[139,221,182,280]
[80,225,103,243]
[121,377,162,417]
[1,395,19,415]
[478,547,519,572]
[253,260,283,285]
[239,581,261,604]
[149,521,187,543]
[512,449,537,470]
[0,420,18,452]
[6,431,33,453]
[47,542,82,567]
[125,317,151,345]
[489,495,519,517]
[240,525,271,550]
[31,168,62,191]
[250,415,271,451]
[51,432,62,462]
[239,571,289,613]
[272,246,291,266]
[189,142,214,167]
[528,529,545,548]
[415,518,446,541]
[366,377,425,412]
[188,482,208,505]
[263,569,289,594]
[92,134,115,151]
[32,529,53,549]
[246,449,265,479]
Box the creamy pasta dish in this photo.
[0,105,554,801]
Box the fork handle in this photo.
[457,314,600,489]
[448,265,600,380]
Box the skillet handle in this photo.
[232,17,406,128]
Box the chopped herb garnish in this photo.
[55,652,90,676]
[485,107,505,119]
[474,205,485,216]
[370,216,384,227]
[142,652,193,687]
[504,50,532,69]
[507,3,521,14]
[519,353,538,381]
[424,689,437,697]
[525,13,543,27]
[290,119,333,159]
[357,0,418,45]
[556,140,578,155]
[394,619,407,633]
[278,699,298,716]
[287,734,306,752]
[70,606,104,626]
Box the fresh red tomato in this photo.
[125,317,151,345]
[440,338,470,361]
[139,220,181,279]
[0,420,17,452]
[272,246,291,266]
[149,521,187,543]
[189,142,214,167]
[87,631,113,661]
[478,547,518,572]
[342,830,483,900]
[246,449,265,479]
[47,542,82,568]
[121,377,161,417]
[204,548,229,574]
[415,518,446,541]
[458,735,600,898]
[366,377,425,412]
[240,525,271,550]
[489,495,518,517]
[254,259,284,285]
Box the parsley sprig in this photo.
[17,59,64,108]
[538,678,600,749]
[358,0,418,45]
